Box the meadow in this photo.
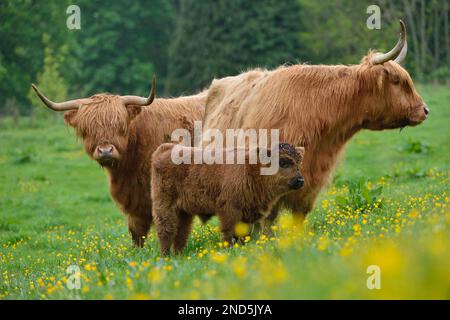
[0,84,449,300]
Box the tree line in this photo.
[0,0,448,115]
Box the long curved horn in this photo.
[31,84,85,111]
[394,40,408,64]
[370,20,407,65]
[121,75,156,107]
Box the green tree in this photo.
[297,0,399,66]
[0,0,76,113]
[27,34,68,120]
[166,0,303,95]
[72,0,175,97]
[297,0,450,82]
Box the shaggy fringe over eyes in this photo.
[279,143,301,162]
[74,95,129,138]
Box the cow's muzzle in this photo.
[95,144,117,166]
[408,103,429,126]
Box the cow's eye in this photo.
[279,158,293,168]
[392,76,400,85]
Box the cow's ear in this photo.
[64,110,78,127]
[295,147,305,160]
[126,105,143,121]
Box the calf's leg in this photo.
[252,201,281,237]
[217,207,241,245]
[153,205,178,256]
[173,210,194,254]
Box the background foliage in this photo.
[0,0,449,114]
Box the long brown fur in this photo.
[151,143,304,256]
[203,52,428,220]
[64,92,206,247]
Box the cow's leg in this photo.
[128,214,151,248]
[173,210,194,254]
[152,205,178,256]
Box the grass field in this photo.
[0,84,449,300]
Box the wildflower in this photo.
[164,265,173,272]
[130,293,150,300]
[84,263,96,271]
[259,256,288,285]
[339,245,353,257]
[126,277,133,290]
[366,244,404,276]
[234,222,249,237]
[211,252,227,264]
[148,267,163,284]
[318,237,330,251]
[231,257,247,279]
[37,278,45,287]
[46,286,56,295]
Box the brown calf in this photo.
[151,143,305,255]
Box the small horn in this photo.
[394,41,408,64]
[31,84,83,111]
[371,20,407,65]
[121,75,156,107]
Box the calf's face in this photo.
[272,143,305,192]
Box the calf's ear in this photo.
[64,110,78,127]
[126,105,143,122]
[295,147,305,159]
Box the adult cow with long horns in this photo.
[32,76,206,247]
[203,20,429,224]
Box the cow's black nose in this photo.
[424,106,429,115]
[98,146,113,157]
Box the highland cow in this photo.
[32,77,206,247]
[151,142,305,256]
[202,21,429,223]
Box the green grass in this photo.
[0,84,449,299]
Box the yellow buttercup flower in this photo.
[231,257,247,279]
[234,222,249,237]
[211,252,227,264]
[148,267,163,284]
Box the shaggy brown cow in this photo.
[202,21,428,222]
[151,142,305,255]
[32,77,206,247]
